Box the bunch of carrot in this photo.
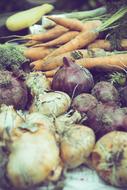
[22,7,127,80]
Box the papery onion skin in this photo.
[91,131,127,187]
[51,57,94,97]
[25,71,51,96]
[7,126,62,189]
[60,124,95,169]
[29,91,71,117]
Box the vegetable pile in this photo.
[1,3,127,190]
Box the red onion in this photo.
[51,57,94,97]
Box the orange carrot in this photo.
[34,31,79,47]
[42,7,127,59]
[31,48,107,71]
[24,47,54,61]
[24,25,69,41]
[75,54,127,70]
[47,16,85,31]
[83,20,102,31]
[43,67,59,77]
[88,39,127,50]
[43,29,100,58]
[30,49,88,70]
[30,8,127,70]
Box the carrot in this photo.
[88,39,127,50]
[43,30,100,58]
[31,48,107,71]
[24,25,69,41]
[43,68,59,77]
[75,54,127,70]
[30,49,88,70]
[30,8,127,70]
[46,16,85,31]
[24,47,54,61]
[24,40,40,47]
[45,8,127,58]
[34,31,79,47]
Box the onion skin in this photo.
[0,105,24,142]
[25,72,51,96]
[60,125,95,169]
[51,57,94,97]
[29,91,71,117]
[7,126,62,189]
[91,131,127,187]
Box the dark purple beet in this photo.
[71,93,98,113]
[91,81,120,106]
[85,103,127,138]
[0,71,28,110]
[51,57,94,97]
[119,86,127,107]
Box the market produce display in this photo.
[1,2,127,190]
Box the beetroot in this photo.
[91,81,120,106]
[0,71,28,110]
[86,103,127,138]
[71,93,98,113]
[51,57,94,97]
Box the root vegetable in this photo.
[75,53,127,70]
[43,68,59,77]
[91,81,120,106]
[41,22,101,58]
[88,39,127,50]
[31,48,107,71]
[71,93,98,113]
[86,103,127,138]
[46,17,85,31]
[35,31,79,47]
[41,8,127,60]
[30,91,71,117]
[24,25,68,41]
[24,47,54,61]
[91,131,127,187]
[30,49,89,71]
[0,71,28,110]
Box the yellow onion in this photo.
[60,124,95,168]
[7,124,62,189]
[0,105,24,142]
[92,131,127,187]
[30,91,71,117]
[25,71,51,96]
